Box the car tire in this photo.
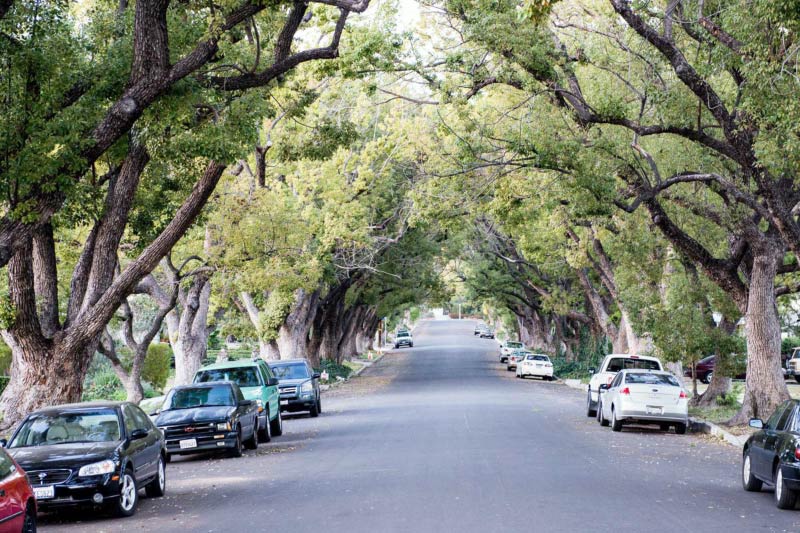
[586,390,596,418]
[611,408,623,432]
[674,423,687,435]
[309,400,319,418]
[244,422,259,450]
[660,423,670,432]
[742,450,763,492]
[260,413,272,443]
[165,453,172,464]
[270,409,283,436]
[795,376,800,384]
[317,397,322,414]
[22,500,36,533]
[113,469,138,517]
[145,456,166,498]
[227,428,244,458]
[598,400,609,427]
[410,343,413,347]
[703,372,713,384]
[775,465,798,509]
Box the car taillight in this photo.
[679,390,687,399]
[795,447,800,461]
[620,387,630,395]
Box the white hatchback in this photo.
[598,369,688,434]
[516,354,554,380]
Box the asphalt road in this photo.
[41,320,800,532]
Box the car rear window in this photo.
[531,355,549,362]
[195,367,260,387]
[606,358,661,372]
[625,373,679,386]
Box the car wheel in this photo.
[611,408,623,432]
[270,409,283,436]
[309,400,319,418]
[742,450,763,492]
[317,397,322,414]
[703,371,713,384]
[596,399,602,424]
[260,413,272,443]
[227,428,244,458]
[145,455,166,498]
[586,390,596,418]
[410,343,413,347]
[244,422,259,450]
[775,465,798,509]
[660,423,670,432]
[113,469,138,517]
[795,376,800,384]
[674,422,687,435]
[22,501,36,533]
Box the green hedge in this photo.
[143,344,171,390]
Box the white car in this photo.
[597,369,688,434]
[499,341,524,363]
[516,354,554,380]
[586,354,663,417]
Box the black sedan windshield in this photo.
[166,386,235,409]
[270,363,310,380]
[9,409,121,448]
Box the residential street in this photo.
[41,320,800,532]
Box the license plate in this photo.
[34,485,54,500]
[280,400,289,406]
[179,438,197,449]
[646,406,663,415]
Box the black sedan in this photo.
[269,360,322,417]
[3,401,166,517]
[743,399,800,509]
[155,382,259,459]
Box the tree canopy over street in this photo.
[2,0,800,430]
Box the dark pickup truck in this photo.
[155,382,259,460]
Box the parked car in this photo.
[683,355,746,384]
[506,350,530,372]
[742,399,800,509]
[516,354,554,380]
[194,359,283,442]
[4,401,166,517]
[586,354,663,417]
[394,330,414,348]
[597,370,688,433]
[155,382,259,460]
[473,323,485,336]
[0,447,35,531]
[499,341,524,363]
[269,360,322,417]
[786,348,800,383]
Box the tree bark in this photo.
[170,272,212,386]
[275,289,320,360]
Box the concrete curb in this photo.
[559,377,748,447]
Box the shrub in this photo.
[782,337,800,355]
[316,359,352,382]
[143,344,172,391]
[0,339,11,375]
[83,371,126,402]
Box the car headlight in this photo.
[78,459,117,477]
[301,381,314,393]
[256,399,264,412]
[216,422,232,431]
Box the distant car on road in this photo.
[156,382,259,460]
[194,359,283,442]
[743,399,800,509]
[394,330,414,348]
[597,370,688,434]
[474,323,488,336]
[516,354,554,380]
[683,355,746,384]
[586,354,663,417]
[0,447,35,531]
[499,341,524,362]
[506,350,529,372]
[6,401,166,517]
[478,328,495,339]
[269,360,322,417]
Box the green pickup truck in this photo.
[194,359,283,441]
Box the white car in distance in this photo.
[586,354,663,417]
[499,341,524,363]
[516,354,554,381]
[597,369,688,434]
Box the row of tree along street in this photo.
[1,0,799,430]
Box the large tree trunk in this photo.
[170,273,212,386]
[275,289,320,360]
[731,250,790,423]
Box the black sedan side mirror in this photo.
[0,438,7,448]
[129,428,148,440]
[267,377,279,386]
[238,400,253,407]
[588,368,596,375]
[599,384,610,391]
[749,418,764,429]
[312,373,321,380]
